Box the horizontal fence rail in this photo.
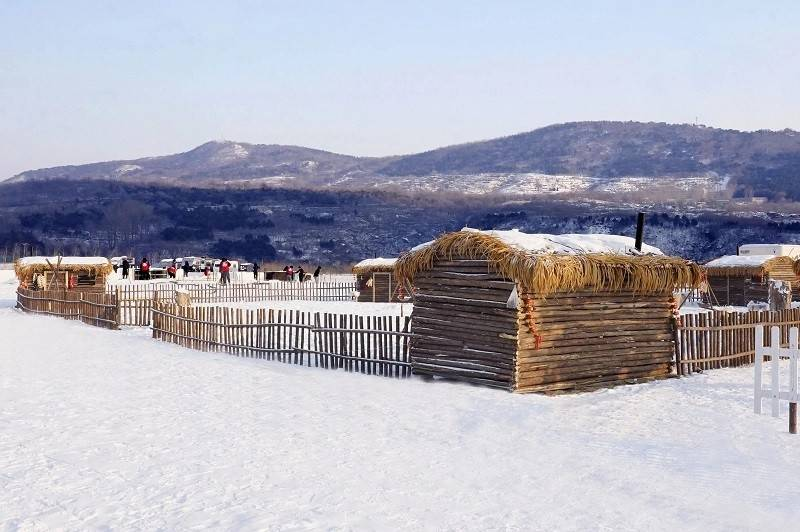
[110,281,358,326]
[16,288,119,330]
[676,308,800,375]
[151,302,412,377]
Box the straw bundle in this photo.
[395,231,702,295]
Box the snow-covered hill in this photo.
[7,121,800,200]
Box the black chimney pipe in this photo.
[635,212,645,251]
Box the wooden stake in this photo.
[790,403,797,434]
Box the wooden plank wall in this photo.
[675,308,800,375]
[356,272,397,302]
[151,302,412,377]
[409,258,518,389]
[516,290,676,394]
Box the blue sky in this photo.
[1,0,798,177]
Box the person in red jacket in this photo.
[139,258,151,280]
[219,257,232,285]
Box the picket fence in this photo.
[151,301,412,377]
[110,281,358,326]
[16,287,119,330]
[754,326,800,420]
[675,308,800,375]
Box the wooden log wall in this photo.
[409,258,519,389]
[151,302,412,377]
[515,290,676,393]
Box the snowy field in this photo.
[2,269,800,530]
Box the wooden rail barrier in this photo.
[151,302,411,377]
[675,308,800,375]
[111,281,358,326]
[16,288,119,330]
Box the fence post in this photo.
[115,286,121,328]
[792,327,799,434]
[771,326,781,417]
[755,325,763,414]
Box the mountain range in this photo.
[8,121,800,199]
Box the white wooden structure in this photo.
[754,326,799,416]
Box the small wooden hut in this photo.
[395,229,702,394]
[353,258,405,302]
[14,256,113,292]
[703,255,798,306]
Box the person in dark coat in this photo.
[313,266,321,281]
[252,262,260,281]
[121,258,130,279]
[297,266,306,283]
[182,260,191,278]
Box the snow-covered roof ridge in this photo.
[464,227,663,255]
[411,228,662,256]
[704,255,778,268]
[397,228,702,295]
[16,256,111,267]
[704,254,797,277]
[352,257,397,273]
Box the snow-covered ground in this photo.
[2,270,800,530]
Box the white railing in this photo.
[754,325,799,433]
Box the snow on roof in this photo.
[16,256,111,267]
[352,257,397,273]
[398,228,700,294]
[411,228,663,256]
[704,255,777,268]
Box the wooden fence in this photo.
[110,281,358,326]
[151,302,412,377]
[675,308,800,375]
[16,288,119,330]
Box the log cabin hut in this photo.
[394,229,702,394]
[353,258,402,302]
[14,256,113,292]
[703,255,798,306]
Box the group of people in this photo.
[117,256,321,285]
[117,257,153,280]
[281,265,322,282]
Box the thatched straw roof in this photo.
[352,258,397,274]
[705,254,795,277]
[14,256,113,280]
[395,229,702,295]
